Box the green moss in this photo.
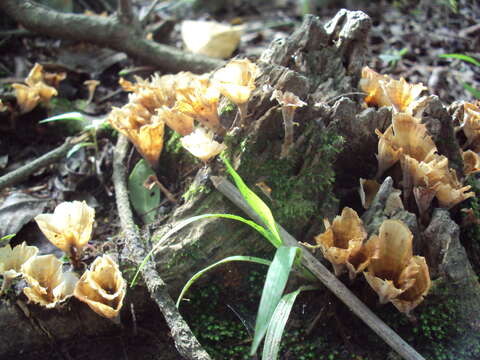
[219,100,236,116]
[182,184,211,201]
[376,279,480,360]
[233,124,343,232]
[165,129,183,154]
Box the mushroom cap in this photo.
[21,254,78,308]
[35,201,95,257]
[212,59,258,105]
[74,255,126,319]
[180,127,226,162]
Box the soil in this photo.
[0,0,479,359]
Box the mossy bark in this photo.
[148,10,374,295]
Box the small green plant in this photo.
[439,53,480,99]
[39,111,110,160]
[132,154,318,359]
[379,47,408,69]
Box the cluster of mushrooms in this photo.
[108,58,310,165]
[0,201,126,319]
[11,63,66,114]
[108,59,258,166]
[309,67,480,315]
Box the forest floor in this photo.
[0,0,479,359]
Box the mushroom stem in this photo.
[236,102,248,127]
[280,107,296,158]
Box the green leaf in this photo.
[0,234,15,243]
[128,159,161,225]
[39,112,85,124]
[250,246,301,355]
[439,53,480,67]
[463,83,480,100]
[130,213,279,287]
[262,285,319,360]
[66,142,95,158]
[221,155,282,247]
[176,255,272,308]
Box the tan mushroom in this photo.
[180,127,226,163]
[21,254,78,308]
[175,81,223,134]
[359,178,381,209]
[109,105,165,168]
[11,63,61,113]
[462,102,480,150]
[212,58,258,126]
[270,89,307,158]
[359,66,427,113]
[0,242,38,294]
[363,219,431,313]
[35,201,95,267]
[391,256,431,315]
[463,150,480,175]
[74,255,126,319]
[155,106,194,136]
[312,207,370,279]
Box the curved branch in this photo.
[0,0,224,74]
[112,135,212,360]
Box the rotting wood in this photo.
[211,175,426,360]
[113,134,213,360]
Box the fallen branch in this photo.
[210,176,426,360]
[0,134,88,191]
[112,134,212,360]
[0,0,225,74]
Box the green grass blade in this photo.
[262,285,319,360]
[250,246,302,355]
[439,53,480,67]
[0,234,16,243]
[176,255,272,308]
[39,112,85,123]
[66,142,95,158]
[130,213,278,287]
[221,155,282,247]
[463,83,480,99]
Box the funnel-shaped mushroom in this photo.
[74,255,126,319]
[155,106,194,136]
[313,207,370,279]
[109,106,165,168]
[180,127,226,162]
[35,201,95,267]
[462,102,480,150]
[360,66,427,113]
[364,220,418,304]
[212,58,258,126]
[463,150,480,175]
[391,256,431,315]
[21,254,78,308]
[0,242,39,293]
[176,81,222,133]
[12,63,62,113]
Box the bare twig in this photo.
[140,0,161,26]
[0,134,88,191]
[210,176,426,360]
[112,135,212,360]
[0,0,224,74]
[117,0,135,25]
